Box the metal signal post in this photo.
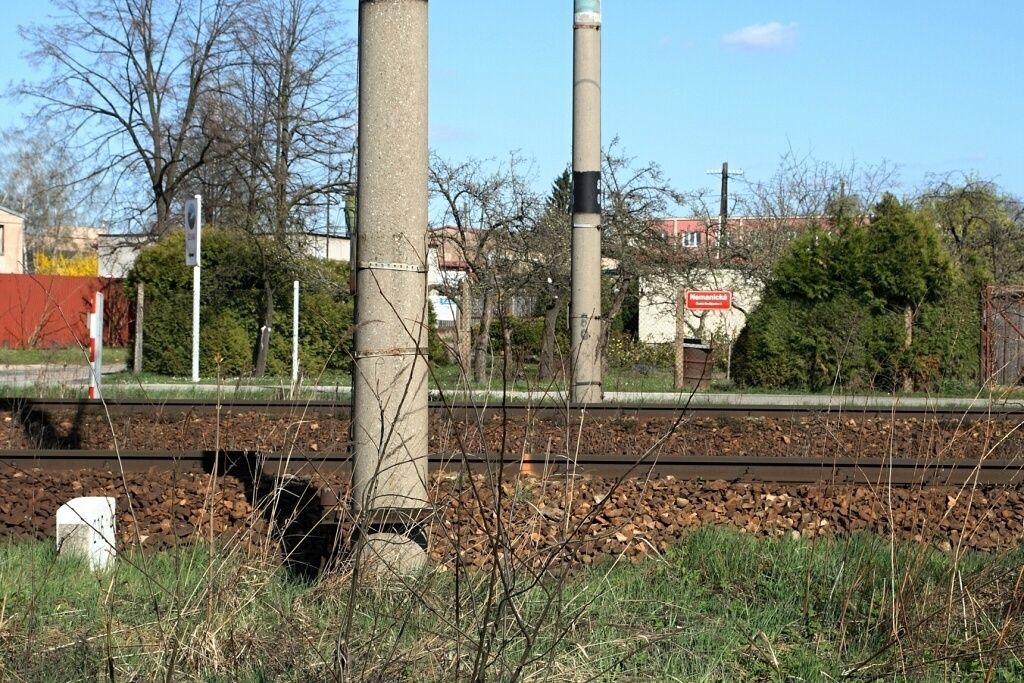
[185,195,202,383]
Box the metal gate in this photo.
[982,285,1024,386]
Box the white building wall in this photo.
[426,247,466,325]
[639,268,762,344]
[0,208,26,274]
[97,234,148,278]
[304,234,351,262]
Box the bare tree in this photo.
[429,154,539,384]
[0,126,102,264]
[15,0,242,234]
[530,170,572,380]
[600,140,686,367]
[722,149,900,289]
[216,0,356,375]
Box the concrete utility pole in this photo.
[571,0,603,404]
[706,162,743,258]
[352,0,430,573]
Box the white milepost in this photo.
[56,496,116,571]
[292,279,300,390]
[185,195,202,383]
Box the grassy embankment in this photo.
[3,348,1023,401]
[0,347,128,366]
[2,528,1022,681]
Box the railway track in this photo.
[2,448,1023,486]
[4,397,1024,421]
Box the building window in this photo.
[681,231,702,248]
[0,225,4,256]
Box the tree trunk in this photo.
[500,311,513,381]
[253,281,275,377]
[599,276,632,374]
[154,192,171,236]
[539,296,561,381]
[473,290,494,385]
[133,283,144,374]
[457,277,473,381]
[901,304,914,392]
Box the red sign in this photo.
[686,290,732,311]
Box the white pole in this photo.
[88,292,105,399]
[191,194,202,383]
[291,279,299,388]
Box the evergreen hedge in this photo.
[732,196,980,392]
[126,229,354,378]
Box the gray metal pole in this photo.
[571,0,603,404]
[352,0,429,573]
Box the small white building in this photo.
[98,233,151,278]
[303,232,351,263]
[639,268,762,344]
[0,206,27,274]
[427,227,470,327]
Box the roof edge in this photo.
[0,205,26,219]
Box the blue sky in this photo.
[3,1,1022,204]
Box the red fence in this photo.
[0,275,131,349]
[981,285,1024,386]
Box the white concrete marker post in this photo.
[291,279,300,392]
[88,292,105,400]
[185,195,203,383]
[56,496,116,571]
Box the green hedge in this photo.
[127,230,354,378]
[488,316,570,360]
[733,196,980,393]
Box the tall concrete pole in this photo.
[571,0,603,404]
[352,0,429,573]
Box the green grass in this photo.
[2,529,1022,681]
[5,353,1023,403]
[0,346,128,366]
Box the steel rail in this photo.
[3,397,1024,421]
[2,449,1023,486]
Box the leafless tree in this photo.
[212,0,356,375]
[723,148,900,289]
[600,140,686,367]
[528,170,572,380]
[429,154,539,384]
[15,0,243,235]
[0,126,104,263]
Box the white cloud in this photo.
[721,21,798,50]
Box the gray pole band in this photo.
[573,171,601,214]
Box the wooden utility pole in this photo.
[674,288,686,390]
[133,283,144,374]
[706,162,743,258]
